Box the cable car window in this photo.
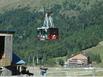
[37,29,47,35]
[48,28,58,34]
[42,30,46,35]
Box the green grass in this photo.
[0,0,99,12]
[0,0,64,12]
[83,42,103,67]
[28,66,103,77]
[50,41,103,67]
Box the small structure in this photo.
[0,30,27,76]
[0,30,15,67]
[66,53,88,67]
[0,30,15,75]
[40,66,48,76]
[12,53,25,65]
[10,53,25,75]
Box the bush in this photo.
[58,59,64,66]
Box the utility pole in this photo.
[92,67,96,77]
[32,56,35,66]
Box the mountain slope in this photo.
[0,0,101,12]
[83,41,103,66]
[0,0,64,12]
[0,0,103,65]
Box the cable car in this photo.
[37,12,59,41]
[37,27,48,40]
[47,28,59,40]
[37,27,59,40]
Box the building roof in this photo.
[69,53,87,60]
[0,30,15,34]
[12,53,25,65]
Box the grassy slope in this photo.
[0,0,99,12]
[54,41,103,67]
[0,0,64,12]
[83,41,103,67]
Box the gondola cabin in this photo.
[47,28,59,40]
[37,27,48,40]
[37,27,59,40]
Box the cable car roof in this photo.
[37,26,49,30]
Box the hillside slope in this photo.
[0,0,103,65]
[0,0,64,12]
[83,41,103,66]
[0,0,100,12]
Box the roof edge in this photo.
[0,30,15,34]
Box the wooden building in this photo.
[66,53,88,67]
[0,30,15,75]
